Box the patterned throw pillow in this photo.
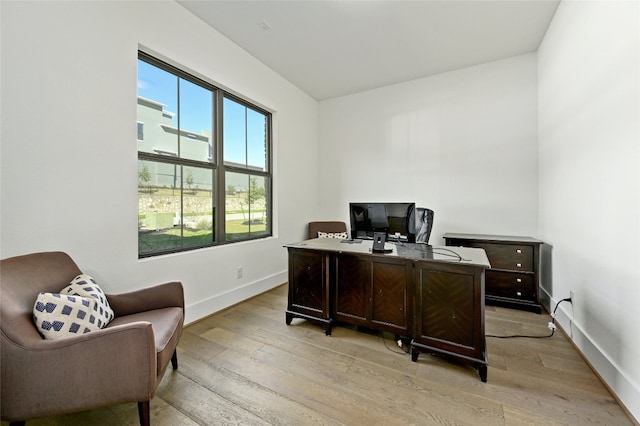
[33,292,103,340]
[32,274,114,340]
[317,231,349,239]
[62,274,115,325]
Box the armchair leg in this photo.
[171,349,178,370]
[138,401,150,426]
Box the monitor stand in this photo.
[372,232,392,253]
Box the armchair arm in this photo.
[107,281,184,318]
[1,322,156,422]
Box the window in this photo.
[137,52,272,257]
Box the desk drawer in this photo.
[477,243,533,272]
[486,270,535,300]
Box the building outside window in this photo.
[137,52,272,257]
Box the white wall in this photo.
[538,0,640,420]
[0,1,320,324]
[318,54,539,243]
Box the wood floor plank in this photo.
[506,354,607,393]
[137,394,199,426]
[199,326,265,355]
[175,347,343,425]
[179,328,228,360]
[210,319,505,424]
[486,366,628,424]
[502,405,568,426]
[253,337,506,425]
[211,347,408,425]
[537,350,599,376]
[156,368,270,425]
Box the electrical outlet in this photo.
[236,266,243,279]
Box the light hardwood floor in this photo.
[5,284,635,425]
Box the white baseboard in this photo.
[184,270,287,325]
[540,287,640,424]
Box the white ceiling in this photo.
[178,0,560,101]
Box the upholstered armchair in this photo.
[307,221,348,239]
[0,251,184,426]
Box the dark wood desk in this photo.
[284,238,491,381]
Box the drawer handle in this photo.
[516,263,522,268]
[516,278,522,283]
[516,249,522,254]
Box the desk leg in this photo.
[323,322,332,336]
[479,364,488,383]
[286,310,332,336]
[411,341,488,382]
[411,346,419,362]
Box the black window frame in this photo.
[137,51,273,258]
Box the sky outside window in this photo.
[137,59,266,168]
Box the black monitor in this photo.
[349,202,416,242]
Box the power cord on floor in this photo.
[381,334,411,355]
[486,297,572,339]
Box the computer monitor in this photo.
[349,202,416,242]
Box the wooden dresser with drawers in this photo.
[444,233,544,313]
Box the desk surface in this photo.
[443,232,544,245]
[285,238,490,268]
